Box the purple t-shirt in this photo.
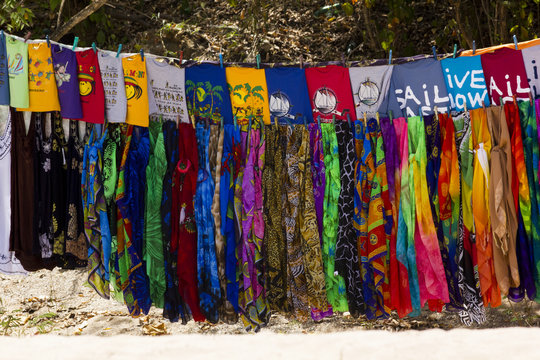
[51,44,82,119]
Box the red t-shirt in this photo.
[481,47,531,105]
[305,65,357,121]
[76,49,105,123]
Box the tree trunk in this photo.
[51,0,109,41]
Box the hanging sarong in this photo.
[335,120,364,317]
[470,108,501,307]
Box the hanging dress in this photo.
[485,106,520,295]
[393,117,417,317]
[407,115,449,307]
[470,107,501,307]
[0,107,26,275]
[335,120,365,317]
[505,102,536,301]
[262,125,288,312]
[144,120,167,308]
[438,113,464,311]
[195,123,220,323]
[172,123,204,322]
[65,120,91,269]
[452,110,486,325]
[321,122,349,312]
[82,125,111,299]
[233,127,247,317]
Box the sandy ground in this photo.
[1,268,539,358]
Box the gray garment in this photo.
[521,45,540,99]
[349,65,393,118]
[98,51,127,123]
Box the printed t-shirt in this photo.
[185,63,232,125]
[5,36,28,108]
[481,47,530,105]
[0,34,9,105]
[520,45,540,99]
[305,65,356,121]
[348,65,393,118]
[17,42,60,112]
[440,56,490,111]
[122,54,149,127]
[51,44,82,119]
[264,67,313,124]
[384,58,451,117]
[98,51,126,123]
[76,49,105,123]
[146,58,189,122]
[225,67,271,125]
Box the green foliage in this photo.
[0,0,34,32]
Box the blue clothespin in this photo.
[418,106,423,119]
[513,34,518,50]
[472,40,476,55]
[233,115,237,129]
[219,53,223,68]
[256,54,261,69]
[116,44,122,58]
[140,49,144,61]
[453,43,457,58]
[46,35,50,47]
[388,49,392,65]
[72,36,79,51]
[346,113,351,128]
[248,115,252,130]
[432,46,437,60]
[92,42,97,53]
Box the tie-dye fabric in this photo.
[470,108,501,307]
[321,123,349,312]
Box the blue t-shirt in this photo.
[0,33,9,106]
[185,63,233,124]
[384,58,451,117]
[440,56,490,111]
[264,67,313,124]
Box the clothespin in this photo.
[453,44,457,58]
[46,35,50,48]
[389,110,394,122]
[116,44,122,58]
[299,54,303,69]
[248,115,252,130]
[332,114,336,124]
[179,50,183,66]
[23,31,31,43]
[432,46,437,61]
[92,42,97,53]
[140,49,144,61]
[376,112,380,125]
[233,115,238,129]
[219,53,224,68]
[346,113,351,128]
[220,115,224,128]
[513,35,518,50]
[256,54,260,69]
[72,37,79,51]
[472,40,476,55]
[418,106,423,118]
[388,49,392,65]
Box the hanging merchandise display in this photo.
[3,31,540,333]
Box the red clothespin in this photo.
[23,31,31,43]
[179,50,183,66]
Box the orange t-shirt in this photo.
[17,42,60,112]
[461,38,540,56]
[121,55,149,127]
[225,67,271,125]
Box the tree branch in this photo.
[56,0,67,28]
[51,0,109,41]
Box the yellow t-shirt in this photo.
[17,42,60,112]
[122,54,149,127]
[225,67,270,125]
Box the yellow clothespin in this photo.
[376,112,380,125]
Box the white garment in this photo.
[349,65,393,118]
[521,45,540,99]
[0,106,26,275]
[97,51,127,123]
[146,58,189,122]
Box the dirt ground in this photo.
[1,267,539,336]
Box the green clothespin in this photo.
[389,110,394,122]
[92,42,97,53]
[72,36,79,51]
[256,54,260,69]
[116,44,123,58]
[453,43,457,58]
[332,114,336,124]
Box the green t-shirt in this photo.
[6,37,28,108]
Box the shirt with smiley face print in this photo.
[122,54,149,127]
[76,48,105,124]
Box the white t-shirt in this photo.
[349,65,393,118]
[97,51,127,123]
[521,45,540,99]
[0,106,26,275]
[146,58,189,122]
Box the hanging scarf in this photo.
[321,122,349,312]
[470,108,501,307]
[518,101,540,302]
[408,115,450,307]
[392,117,415,318]
[262,125,287,312]
[335,120,365,317]
[438,113,464,310]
